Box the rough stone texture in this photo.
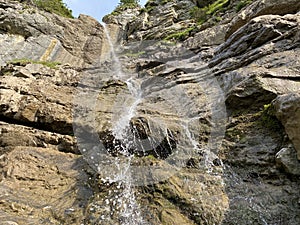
[0,147,92,224]
[276,147,300,175]
[0,63,80,135]
[0,0,104,66]
[87,166,228,225]
[0,121,77,154]
[184,24,229,50]
[125,0,196,41]
[274,93,300,160]
[0,0,300,224]
[226,0,300,39]
[211,14,300,110]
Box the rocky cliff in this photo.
[0,0,300,224]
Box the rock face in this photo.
[0,0,104,66]
[274,93,300,160]
[0,0,300,224]
[0,147,92,224]
[125,0,196,41]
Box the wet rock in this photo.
[1,0,300,224]
[87,164,228,225]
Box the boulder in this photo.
[276,147,300,175]
[273,93,300,160]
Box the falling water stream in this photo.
[82,23,228,224]
[101,24,145,225]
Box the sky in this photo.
[63,0,148,22]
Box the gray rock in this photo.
[276,147,300,175]
[1,0,300,224]
[274,93,300,160]
[184,24,229,49]
[212,14,300,110]
[226,0,300,39]
[0,1,104,66]
[125,0,196,41]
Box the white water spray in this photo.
[101,23,145,225]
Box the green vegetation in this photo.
[190,6,207,24]
[9,58,61,69]
[124,51,146,57]
[160,0,172,4]
[17,0,73,18]
[225,127,246,142]
[164,27,195,41]
[236,0,253,12]
[112,0,140,15]
[140,5,155,13]
[189,0,229,23]
[260,104,282,131]
[206,0,229,15]
[33,0,73,18]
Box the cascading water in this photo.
[100,23,145,225]
[74,23,227,224]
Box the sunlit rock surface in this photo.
[0,0,300,224]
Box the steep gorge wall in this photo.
[0,0,300,224]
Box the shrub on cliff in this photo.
[19,0,73,18]
[34,0,73,18]
[106,0,140,17]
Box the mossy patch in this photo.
[164,27,195,41]
[236,0,253,12]
[259,104,282,131]
[190,0,230,23]
[8,58,61,69]
[124,51,146,58]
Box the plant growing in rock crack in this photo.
[8,58,61,69]
[236,0,253,12]
[259,104,283,131]
[189,0,230,23]
[164,27,196,41]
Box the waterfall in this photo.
[102,24,123,79]
[100,23,145,225]
[73,23,227,224]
